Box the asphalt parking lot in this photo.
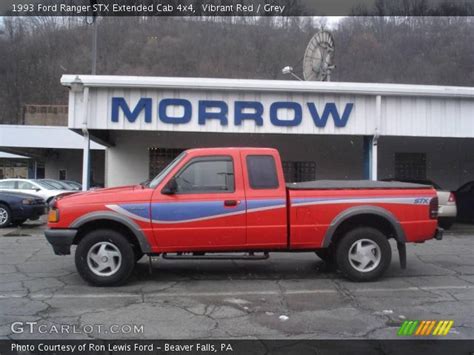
[0,220,473,340]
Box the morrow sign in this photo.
[111,97,354,128]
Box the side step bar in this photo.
[162,252,269,261]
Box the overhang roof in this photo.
[61,75,474,99]
[0,125,106,150]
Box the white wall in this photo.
[378,137,474,191]
[106,131,365,187]
[64,75,474,138]
[45,150,105,185]
[106,131,474,190]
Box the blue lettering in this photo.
[159,99,192,124]
[307,102,353,128]
[111,97,152,123]
[270,102,302,127]
[198,100,228,126]
[110,97,354,129]
[234,101,264,126]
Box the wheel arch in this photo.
[0,200,11,208]
[322,206,406,249]
[71,212,151,253]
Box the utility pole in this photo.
[82,1,98,191]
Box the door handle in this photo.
[224,200,240,207]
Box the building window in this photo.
[149,148,185,180]
[59,169,67,180]
[395,153,427,180]
[282,161,316,183]
[36,163,45,179]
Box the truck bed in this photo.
[286,180,430,190]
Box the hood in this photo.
[56,184,147,205]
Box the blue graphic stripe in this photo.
[247,199,286,210]
[115,199,286,223]
[119,203,150,219]
[292,196,431,205]
[151,201,246,222]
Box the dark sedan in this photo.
[455,181,474,223]
[0,191,47,228]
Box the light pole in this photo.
[82,2,98,191]
[281,66,304,81]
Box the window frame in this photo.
[171,155,235,195]
[246,155,280,190]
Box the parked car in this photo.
[45,147,441,286]
[62,180,82,191]
[0,191,47,228]
[38,179,81,191]
[0,179,70,203]
[382,178,457,229]
[454,181,474,223]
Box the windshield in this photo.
[34,180,58,190]
[148,152,187,188]
[43,179,68,189]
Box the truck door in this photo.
[151,152,246,250]
[240,151,288,248]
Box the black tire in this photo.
[0,203,12,228]
[335,227,392,282]
[75,229,135,286]
[133,246,144,262]
[315,250,332,261]
[315,249,337,271]
[11,219,27,227]
[439,219,454,230]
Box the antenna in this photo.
[303,31,335,81]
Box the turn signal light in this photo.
[48,209,59,223]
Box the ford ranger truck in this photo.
[44,148,442,286]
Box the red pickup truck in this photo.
[45,147,442,286]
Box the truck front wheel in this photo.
[75,229,135,286]
[336,227,391,282]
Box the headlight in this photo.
[48,209,60,223]
[22,199,33,205]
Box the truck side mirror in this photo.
[162,178,178,195]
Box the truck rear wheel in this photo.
[335,227,391,282]
[75,229,135,286]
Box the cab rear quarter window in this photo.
[246,155,279,189]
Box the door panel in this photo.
[240,151,287,248]
[152,153,246,250]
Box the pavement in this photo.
[0,219,473,340]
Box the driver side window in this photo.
[175,157,234,194]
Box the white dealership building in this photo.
[57,75,474,190]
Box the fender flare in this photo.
[321,205,406,248]
[70,211,152,253]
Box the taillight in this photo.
[429,197,439,219]
[448,193,456,204]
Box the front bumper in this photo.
[44,229,77,255]
[434,227,444,241]
[438,204,457,218]
[12,204,47,220]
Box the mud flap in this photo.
[397,242,407,269]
